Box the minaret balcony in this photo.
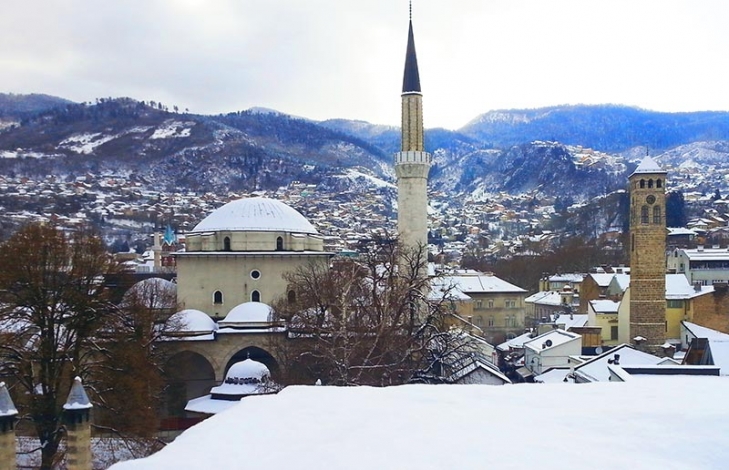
[395,151,431,166]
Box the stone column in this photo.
[62,377,93,470]
[0,382,19,470]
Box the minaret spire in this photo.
[395,6,431,272]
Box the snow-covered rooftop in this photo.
[631,155,666,175]
[589,299,620,314]
[191,197,318,234]
[574,344,662,383]
[437,270,526,294]
[220,302,273,326]
[111,379,729,470]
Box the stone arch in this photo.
[213,290,223,304]
[163,350,216,418]
[224,346,280,378]
[656,178,663,188]
[276,236,284,251]
[251,290,261,302]
[648,179,654,188]
[223,236,231,251]
[640,179,646,188]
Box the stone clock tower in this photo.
[629,156,667,351]
[395,11,431,267]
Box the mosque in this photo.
[158,11,432,421]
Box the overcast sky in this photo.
[1,0,727,129]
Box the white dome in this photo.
[124,277,177,309]
[221,302,273,325]
[226,358,270,382]
[170,309,217,334]
[191,197,317,234]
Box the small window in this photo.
[475,316,483,326]
[223,237,231,251]
[648,179,654,188]
[251,290,261,302]
[213,290,223,304]
[488,317,494,327]
[476,300,483,309]
[641,206,649,224]
[610,326,618,340]
[276,237,284,251]
[250,270,261,280]
[640,179,646,189]
[656,179,662,188]
[653,206,661,224]
[487,299,494,309]
[287,290,296,304]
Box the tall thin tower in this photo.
[396,5,431,265]
[629,156,667,352]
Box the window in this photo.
[653,206,661,224]
[288,290,296,304]
[223,237,231,251]
[476,300,483,309]
[656,179,662,188]
[641,206,649,224]
[475,316,483,326]
[250,270,261,280]
[213,290,223,304]
[610,326,618,340]
[487,299,494,309]
[640,179,646,188]
[667,300,683,309]
[276,237,284,251]
[505,299,516,308]
[506,316,514,327]
[488,316,494,327]
[251,290,261,302]
[648,179,654,188]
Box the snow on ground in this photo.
[111,378,729,470]
[150,121,193,139]
[60,132,117,154]
[341,168,395,189]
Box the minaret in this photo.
[396,5,431,267]
[628,156,667,352]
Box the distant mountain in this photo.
[0,93,74,118]
[461,105,729,153]
[0,98,389,192]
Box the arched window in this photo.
[223,237,231,251]
[640,179,646,188]
[287,290,296,304]
[653,206,661,224]
[648,179,654,188]
[276,237,284,251]
[213,290,223,304]
[641,206,649,224]
[251,290,261,302]
[656,179,662,188]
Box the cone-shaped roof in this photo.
[63,377,93,410]
[402,20,421,94]
[0,382,18,417]
[631,155,666,176]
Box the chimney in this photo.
[63,377,93,470]
[0,382,18,470]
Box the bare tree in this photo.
[0,223,116,469]
[273,238,478,386]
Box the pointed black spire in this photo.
[402,18,421,94]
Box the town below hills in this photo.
[1,93,729,270]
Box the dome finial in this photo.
[409,0,412,21]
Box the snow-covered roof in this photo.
[110,379,729,470]
[534,367,570,384]
[123,277,176,309]
[573,344,662,383]
[191,197,318,234]
[588,273,615,287]
[170,309,217,335]
[524,291,562,306]
[666,274,713,299]
[683,321,729,342]
[550,313,588,329]
[220,302,273,326]
[497,331,533,351]
[681,247,729,261]
[524,329,581,352]
[437,270,526,294]
[589,299,620,314]
[631,155,666,175]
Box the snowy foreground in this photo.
[112,378,729,470]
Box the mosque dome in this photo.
[123,277,177,309]
[169,309,218,335]
[191,197,318,234]
[220,302,273,327]
[226,358,271,383]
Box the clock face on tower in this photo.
[646,195,656,205]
